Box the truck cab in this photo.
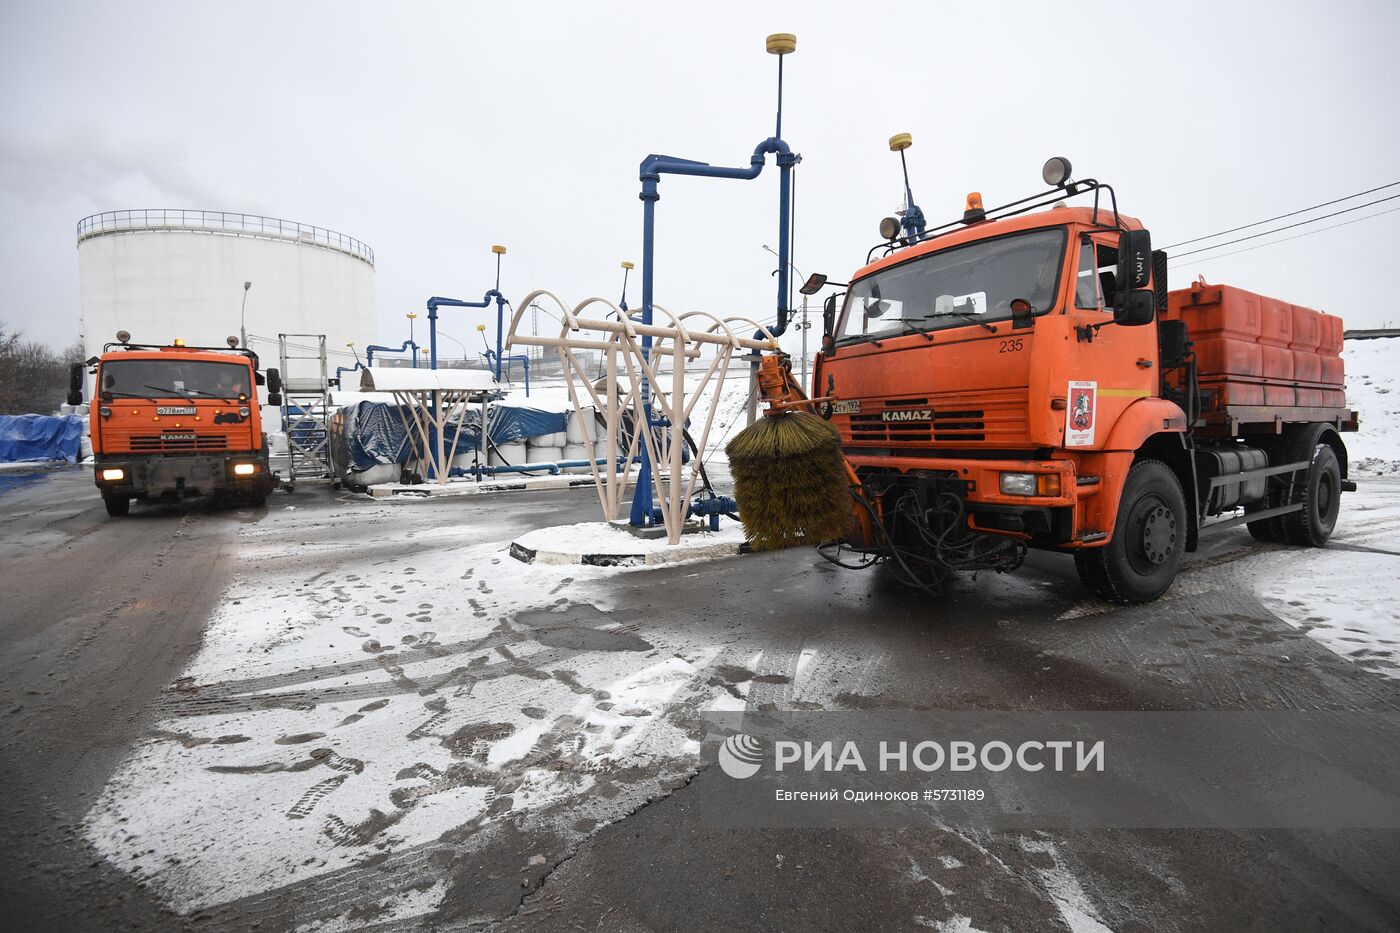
[808,160,1354,603]
[77,336,282,515]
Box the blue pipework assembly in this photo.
[424,244,509,375]
[364,339,421,367]
[628,32,800,528]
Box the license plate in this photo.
[161,433,197,441]
[830,399,862,414]
[157,406,197,415]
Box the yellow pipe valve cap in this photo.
[766,33,796,54]
[491,244,507,255]
[889,133,913,152]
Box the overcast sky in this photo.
[2,0,1398,361]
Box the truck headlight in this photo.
[1000,473,1061,497]
[239,407,251,418]
[1000,473,1037,496]
[100,467,125,482]
[232,463,257,476]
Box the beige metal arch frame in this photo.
[507,290,775,542]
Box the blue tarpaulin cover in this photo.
[0,414,83,463]
[328,399,573,473]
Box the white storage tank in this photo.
[76,210,376,367]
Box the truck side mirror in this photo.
[1113,229,1154,326]
[1117,229,1152,291]
[265,367,283,407]
[1114,289,1156,326]
[822,294,837,337]
[67,362,84,406]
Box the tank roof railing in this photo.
[76,209,375,268]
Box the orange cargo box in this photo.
[1162,282,1345,413]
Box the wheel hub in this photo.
[1141,505,1176,565]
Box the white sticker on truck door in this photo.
[1065,380,1097,447]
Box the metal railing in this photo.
[76,209,374,267]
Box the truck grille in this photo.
[837,390,1032,447]
[128,434,229,452]
[846,399,987,444]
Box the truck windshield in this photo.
[100,359,251,400]
[837,228,1067,341]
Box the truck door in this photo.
[1057,232,1157,449]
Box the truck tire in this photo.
[1074,459,1186,604]
[1244,491,1285,542]
[103,494,130,517]
[1280,444,1340,547]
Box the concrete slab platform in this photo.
[510,518,750,567]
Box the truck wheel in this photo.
[1281,445,1340,547]
[1074,459,1186,605]
[103,494,130,517]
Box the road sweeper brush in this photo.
[725,354,856,551]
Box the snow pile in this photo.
[1344,338,1400,475]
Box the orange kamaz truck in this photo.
[795,155,1356,603]
[71,333,282,516]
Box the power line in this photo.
[1161,181,1400,250]
[1168,192,1400,259]
[1168,204,1400,267]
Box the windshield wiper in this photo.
[934,311,996,333]
[102,390,160,402]
[898,320,936,341]
[842,333,885,348]
[144,384,234,401]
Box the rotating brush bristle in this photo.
[725,411,852,551]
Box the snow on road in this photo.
[1257,478,1400,680]
[83,507,744,914]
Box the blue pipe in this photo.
[629,139,798,526]
[335,361,364,386]
[425,292,505,374]
[365,340,421,367]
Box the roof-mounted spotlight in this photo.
[879,216,902,241]
[116,330,131,344]
[1042,156,1073,188]
[226,336,239,348]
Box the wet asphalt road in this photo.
[1,467,1397,932]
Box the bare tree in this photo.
[0,323,78,415]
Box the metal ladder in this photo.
[277,334,332,490]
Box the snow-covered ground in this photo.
[1251,337,1400,679]
[1343,338,1400,475]
[82,509,749,914]
[1256,478,1400,681]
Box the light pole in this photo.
[239,281,252,348]
[438,330,468,365]
[762,244,811,386]
[406,312,418,367]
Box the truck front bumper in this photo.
[846,453,1095,548]
[94,452,273,499]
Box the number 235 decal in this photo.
[998,338,1024,353]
